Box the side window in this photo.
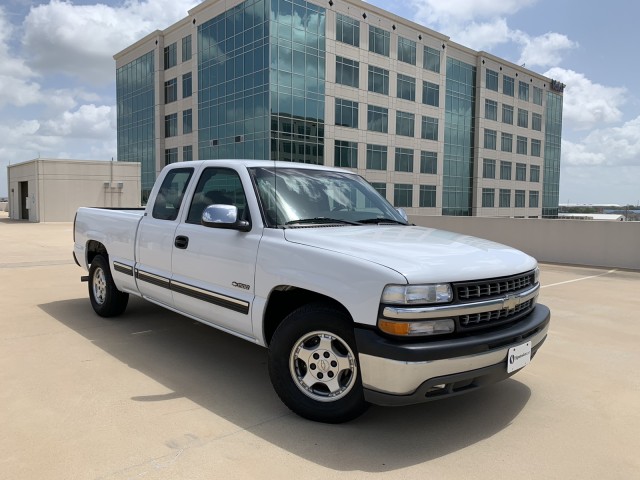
[186,168,249,224]
[152,168,193,220]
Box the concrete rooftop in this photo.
[1,213,639,479]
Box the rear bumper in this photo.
[355,304,550,406]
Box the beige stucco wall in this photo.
[7,160,141,222]
[410,215,640,270]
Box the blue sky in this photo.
[1,0,639,205]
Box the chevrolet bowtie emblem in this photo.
[503,294,520,310]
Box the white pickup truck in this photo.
[73,160,550,423]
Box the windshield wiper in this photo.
[285,217,361,226]
[358,217,409,225]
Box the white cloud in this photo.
[22,0,199,85]
[562,117,640,167]
[408,0,536,25]
[546,67,627,130]
[41,104,116,139]
[0,7,35,79]
[518,32,577,68]
[452,18,512,51]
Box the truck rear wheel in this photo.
[268,303,368,423]
[89,255,129,317]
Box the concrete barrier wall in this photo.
[409,216,640,270]
[0,202,7,212]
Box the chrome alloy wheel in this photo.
[92,267,107,305]
[289,330,358,402]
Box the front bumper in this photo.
[355,304,550,406]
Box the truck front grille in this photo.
[455,271,535,302]
[459,299,534,329]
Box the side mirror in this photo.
[395,207,408,222]
[201,205,251,232]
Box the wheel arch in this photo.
[262,286,352,347]
[86,240,108,266]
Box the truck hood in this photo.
[283,225,536,283]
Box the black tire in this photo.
[88,254,129,317]
[268,303,369,423]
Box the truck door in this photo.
[135,167,194,307]
[171,167,259,338]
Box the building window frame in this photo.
[395,147,414,172]
[501,132,513,152]
[518,81,530,101]
[482,188,495,208]
[164,78,177,103]
[368,65,389,95]
[502,104,514,125]
[181,35,192,62]
[397,73,416,101]
[530,165,540,183]
[366,144,387,170]
[485,99,498,121]
[334,140,358,168]
[486,69,498,91]
[420,151,437,174]
[182,109,193,134]
[165,113,178,138]
[422,80,439,107]
[499,188,511,208]
[163,42,177,70]
[503,75,514,96]
[531,138,541,157]
[484,129,497,150]
[483,158,496,179]
[421,115,438,141]
[335,98,359,129]
[423,45,440,73]
[335,56,359,88]
[367,105,388,133]
[368,25,390,57]
[517,135,528,155]
[500,161,512,180]
[394,183,413,207]
[396,111,415,137]
[336,13,360,47]
[518,108,529,128]
[419,185,436,207]
[397,36,417,65]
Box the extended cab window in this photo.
[186,168,250,224]
[152,168,193,220]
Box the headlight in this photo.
[534,267,540,285]
[381,284,453,305]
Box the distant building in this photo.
[558,213,625,222]
[114,0,563,217]
[7,159,141,222]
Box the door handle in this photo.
[174,235,189,249]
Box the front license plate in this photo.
[507,341,532,373]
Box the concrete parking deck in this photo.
[1,215,639,479]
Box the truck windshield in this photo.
[249,166,407,228]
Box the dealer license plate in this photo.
[507,341,532,373]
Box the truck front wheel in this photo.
[89,255,129,317]
[268,303,368,423]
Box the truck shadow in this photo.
[39,296,531,472]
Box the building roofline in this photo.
[111,0,555,83]
[8,158,140,168]
[478,50,552,83]
[113,30,162,60]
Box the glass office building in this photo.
[115,0,563,216]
